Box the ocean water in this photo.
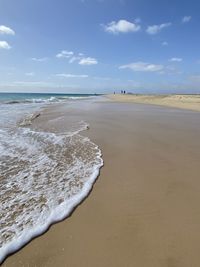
[0,92,99,104]
[0,92,103,263]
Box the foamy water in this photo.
[0,94,103,263]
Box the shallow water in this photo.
[0,94,103,263]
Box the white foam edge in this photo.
[0,144,103,264]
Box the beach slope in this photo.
[3,100,200,267]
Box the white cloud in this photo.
[69,56,81,63]
[119,62,164,72]
[103,19,141,34]
[79,57,98,65]
[56,73,89,78]
[31,57,48,62]
[0,41,11,49]
[56,50,74,58]
[182,16,192,23]
[0,25,15,35]
[56,51,97,65]
[146,22,171,35]
[169,57,183,62]
[162,41,168,46]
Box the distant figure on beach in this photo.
[114,91,115,94]
[124,90,126,94]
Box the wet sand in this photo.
[108,94,200,112]
[3,99,200,267]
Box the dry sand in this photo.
[108,94,200,112]
[3,99,200,267]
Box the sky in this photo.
[0,0,200,94]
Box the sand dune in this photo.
[108,94,200,112]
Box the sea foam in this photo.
[0,102,103,263]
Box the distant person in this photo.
[124,90,126,94]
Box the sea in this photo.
[0,92,103,263]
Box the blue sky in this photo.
[0,0,200,94]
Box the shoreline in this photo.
[3,99,200,266]
[107,94,200,112]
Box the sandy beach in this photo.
[3,98,200,267]
[108,94,200,112]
